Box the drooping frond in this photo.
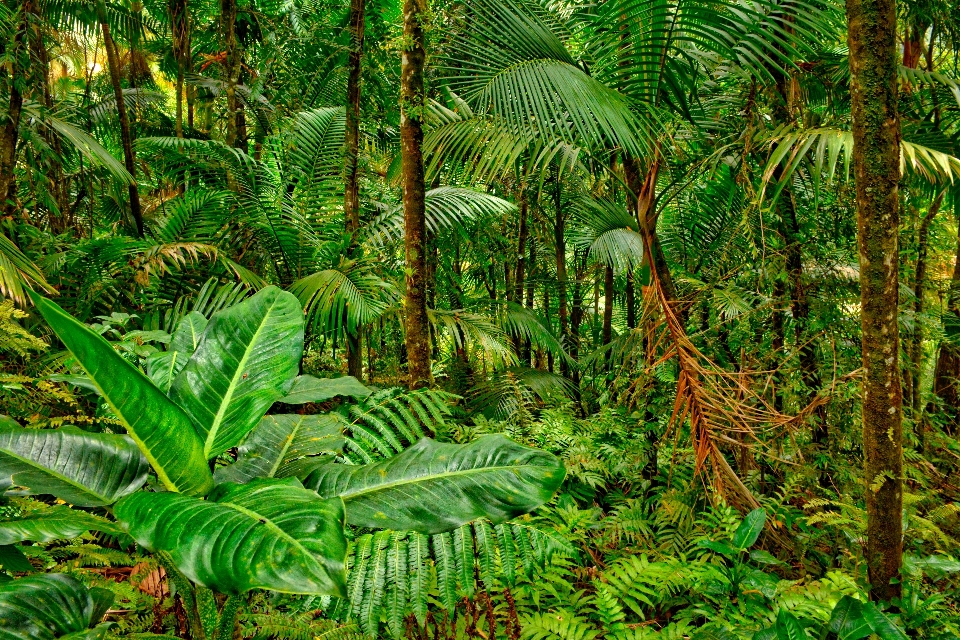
[364,188,517,247]
[23,103,134,186]
[500,303,572,365]
[424,111,583,185]
[440,0,655,156]
[0,233,56,306]
[326,520,574,638]
[430,308,517,367]
[151,189,232,244]
[339,388,456,462]
[569,196,644,272]
[285,107,347,214]
[290,259,398,336]
[760,127,960,202]
[470,367,576,421]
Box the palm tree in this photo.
[846,0,903,600]
[400,0,431,389]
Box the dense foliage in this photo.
[1,0,960,637]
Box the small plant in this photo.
[0,287,564,638]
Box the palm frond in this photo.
[0,232,56,305]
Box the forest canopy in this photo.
[0,0,959,637]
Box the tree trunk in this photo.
[553,174,569,377]
[400,0,431,390]
[570,249,585,388]
[603,265,614,344]
[96,0,143,237]
[344,0,366,378]
[513,189,528,304]
[512,189,530,360]
[626,268,636,329]
[847,0,903,600]
[0,4,26,217]
[909,191,945,412]
[220,0,241,148]
[170,0,190,138]
[623,156,678,313]
[931,191,960,434]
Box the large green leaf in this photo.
[146,312,209,392]
[0,573,113,640]
[0,546,32,573]
[861,602,909,640]
[214,414,345,484]
[732,508,765,550]
[170,311,208,354]
[114,478,347,596]
[301,435,565,534]
[0,507,123,545]
[169,286,304,459]
[28,293,213,497]
[280,375,372,404]
[0,423,148,507]
[145,351,186,393]
[827,596,872,640]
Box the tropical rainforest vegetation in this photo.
[0,0,959,636]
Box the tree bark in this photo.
[220,0,241,148]
[909,191,945,412]
[847,0,903,600]
[553,173,569,378]
[0,4,26,217]
[344,0,366,378]
[623,156,678,313]
[400,0,431,389]
[602,265,614,345]
[932,192,960,434]
[625,268,636,329]
[169,0,190,138]
[96,0,144,237]
[513,188,528,304]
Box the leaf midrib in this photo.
[0,446,108,504]
[336,463,554,501]
[217,498,323,571]
[40,298,189,494]
[204,296,281,458]
[265,416,305,478]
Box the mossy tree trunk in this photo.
[400,0,431,390]
[931,192,960,435]
[220,0,241,149]
[909,191,945,413]
[846,0,903,600]
[96,0,144,237]
[344,0,366,379]
[0,2,28,217]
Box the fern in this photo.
[329,519,573,638]
[241,612,362,640]
[339,388,456,462]
[520,611,600,640]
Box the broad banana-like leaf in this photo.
[280,375,372,404]
[0,545,32,573]
[169,286,304,459]
[170,311,208,354]
[147,312,209,392]
[0,423,149,507]
[0,573,114,640]
[114,478,347,596]
[214,414,345,484]
[0,507,123,545]
[301,435,565,534]
[146,351,185,393]
[28,292,213,496]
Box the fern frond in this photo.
[334,520,571,638]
